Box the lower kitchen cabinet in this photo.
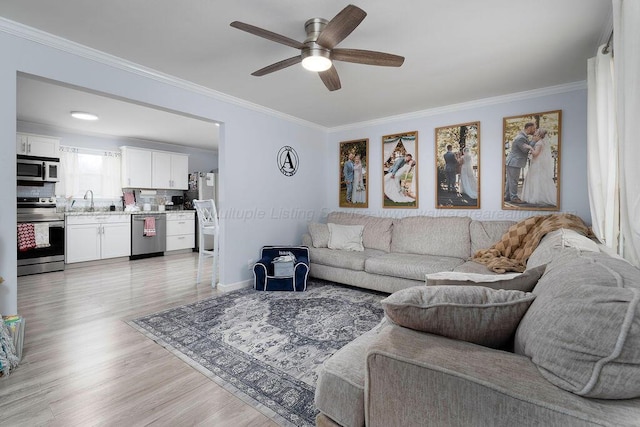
[166,211,195,251]
[66,214,131,263]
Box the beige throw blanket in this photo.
[473,213,591,273]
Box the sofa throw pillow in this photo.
[426,264,547,292]
[381,286,536,349]
[308,223,330,248]
[515,251,640,399]
[327,223,364,252]
[327,212,393,252]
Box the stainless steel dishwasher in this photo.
[131,213,166,259]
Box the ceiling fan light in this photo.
[302,56,332,72]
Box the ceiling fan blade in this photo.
[251,56,302,76]
[230,21,305,50]
[332,49,405,67]
[318,65,341,91]
[316,4,367,49]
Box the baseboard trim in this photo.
[217,279,252,292]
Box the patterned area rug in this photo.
[129,280,385,426]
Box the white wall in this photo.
[327,86,591,224]
[0,28,327,314]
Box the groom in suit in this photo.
[343,152,355,203]
[389,153,412,179]
[505,122,536,203]
[444,145,458,192]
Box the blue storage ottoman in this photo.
[253,246,310,291]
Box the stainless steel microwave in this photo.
[17,157,60,182]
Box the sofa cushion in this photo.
[308,222,330,248]
[390,216,471,259]
[309,247,385,271]
[426,264,547,292]
[515,251,640,399]
[470,220,516,256]
[527,228,599,269]
[328,223,364,251]
[381,286,535,348]
[327,212,393,252]
[315,319,390,427]
[365,253,465,281]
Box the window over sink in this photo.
[57,147,122,199]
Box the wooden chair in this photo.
[193,199,219,287]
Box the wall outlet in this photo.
[247,259,254,270]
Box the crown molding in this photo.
[0,17,325,132]
[328,80,587,133]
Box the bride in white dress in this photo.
[384,160,415,203]
[351,154,366,204]
[458,147,478,199]
[521,129,557,205]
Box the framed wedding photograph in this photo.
[435,121,480,209]
[339,138,369,208]
[382,131,418,209]
[502,110,561,211]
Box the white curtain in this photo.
[383,136,417,164]
[101,152,122,199]
[587,47,618,250]
[57,148,80,198]
[587,0,640,267]
[613,0,640,267]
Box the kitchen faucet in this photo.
[84,189,94,212]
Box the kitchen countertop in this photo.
[64,209,193,216]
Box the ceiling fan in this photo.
[230,4,405,91]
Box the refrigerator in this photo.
[184,172,217,251]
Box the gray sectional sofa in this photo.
[303,212,513,294]
[308,212,640,426]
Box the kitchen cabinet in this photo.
[121,146,152,188]
[66,214,131,263]
[166,211,195,251]
[152,151,188,190]
[121,146,187,190]
[16,133,60,158]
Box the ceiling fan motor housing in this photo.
[302,18,331,68]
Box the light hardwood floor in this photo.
[1,253,279,427]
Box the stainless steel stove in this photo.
[17,181,65,276]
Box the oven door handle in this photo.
[46,221,65,228]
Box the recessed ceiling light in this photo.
[70,111,99,121]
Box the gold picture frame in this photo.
[435,122,480,209]
[339,138,369,208]
[502,110,561,210]
[382,131,418,209]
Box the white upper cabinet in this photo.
[121,146,152,188]
[169,153,189,189]
[152,151,188,190]
[16,133,60,158]
[122,146,188,190]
